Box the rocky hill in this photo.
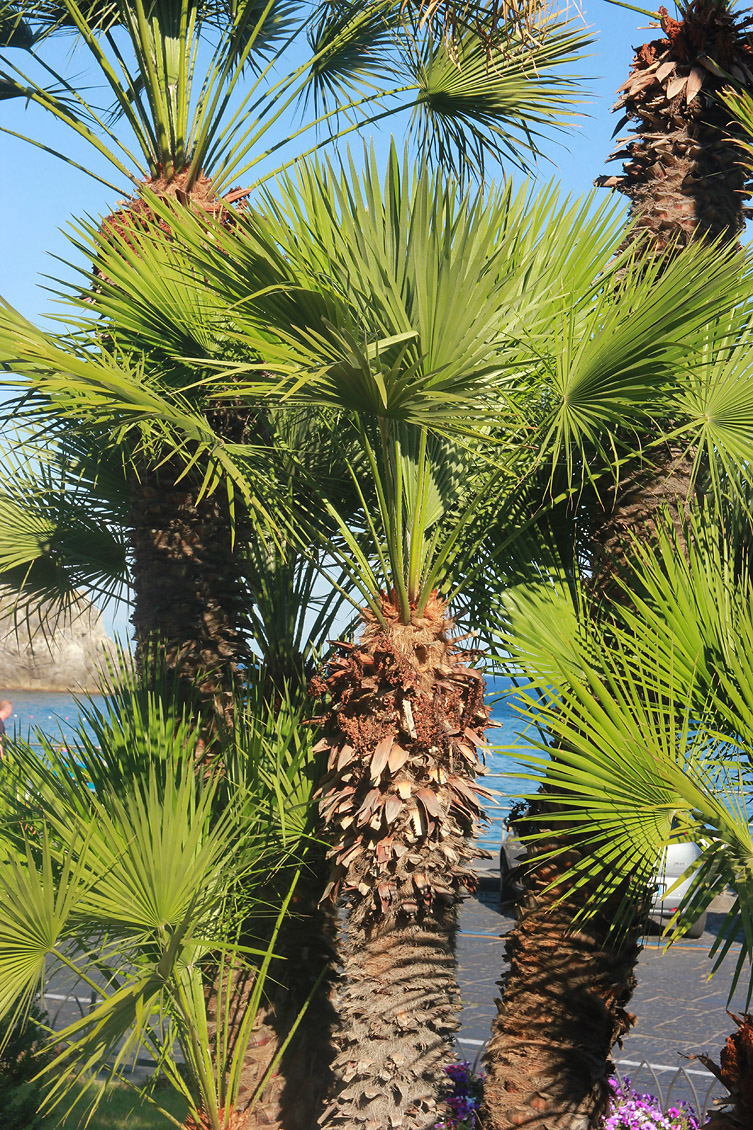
[0,590,117,692]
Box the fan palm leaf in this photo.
[2,0,591,195]
[0,660,322,1130]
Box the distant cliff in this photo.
[0,591,117,692]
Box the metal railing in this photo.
[455,1037,730,1124]
[612,1057,728,1123]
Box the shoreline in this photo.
[1,685,103,695]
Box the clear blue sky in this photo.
[0,1,646,637]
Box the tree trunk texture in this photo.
[482,806,640,1130]
[588,438,696,602]
[597,1,753,252]
[322,909,461,1130]
[128,456,251,731]
[311,592,490,1128]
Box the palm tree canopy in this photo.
[1,150,751,628]
[129,149,753,618]
[497,512,753,1004]
[0,0,592,193]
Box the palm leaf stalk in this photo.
[152,145,753,1125]
[490,512,753,1129]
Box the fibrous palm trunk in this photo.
[128,455,251,733]
[104,169,254,730]
[598,0,753,252]
[483,804,640,1130]
[588,438,696,601]
[701,1012,753,1129]
[312,592,490,1129]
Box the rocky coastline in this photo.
[0,590,117,694]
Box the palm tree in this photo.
[491,510,753,1129]
[472,283,753,1124]
[474,21,753,1121]
[584,0,753,598]
[0,663,323,1130]
[0,0,593,715]
[141,145,753,1126]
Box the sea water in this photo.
[3,690,107,749]
[3,682,538,851]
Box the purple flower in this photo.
[436,1060,485,1130]
[436,1067,700,1130]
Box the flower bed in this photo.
[436,1065,701,1130]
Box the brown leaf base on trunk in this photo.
[698,1012,753,1129]
[597,0,753,252]
[321,909,461,1130]
[311,592,490,1127]
[482,810,641,1130]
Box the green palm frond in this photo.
[2,0,593,199]
[305,0,402,116]
[670,314,753,504]
[0,302,285,542]
[158,152,620,427]
[499,517,753,1001]
[0,425,128,627]
[0,662,319,1127]
[403,18,591,181]
[535,240,753,487]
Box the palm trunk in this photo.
[597,1,753,252]
[312,592,490,1128]
[128,456,250,731]
[323,910,461,1129]
[698,1012,753,1130]
[588,438,696,601]
[482,804,640,1130]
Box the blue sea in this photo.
[5,681,536,853]
[3,690,107,749]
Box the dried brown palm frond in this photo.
[407,0,558,50]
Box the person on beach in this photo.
[0,699,13,758]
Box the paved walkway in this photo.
[456,882,748,1115]
[42,879,748,1114]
